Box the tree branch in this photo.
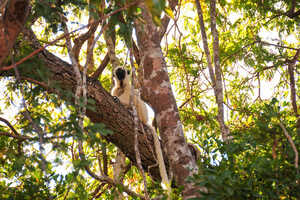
[0,132,29,140]
[0,117,21,137]
[209,0,230,141]
[91,53,110,79]
[158,0,178,40]
[288,49,300,117]
[12,28,162,181]
[78,138,146,200]
[278,122,298,169]
[130,51,150,200]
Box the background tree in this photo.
[0,0,299,199]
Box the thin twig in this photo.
[0,0,139,72]
[129,49,150,200]
[11,50,47,172]
[0,132,29,140]
[278,122,298,169]
[0,132,72,141]
[260,41,299,51]
[89,183,106,200]
[77,140,145,199]
[0,117,21,136]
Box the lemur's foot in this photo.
[87,77,99,87]
[113,96,120,103]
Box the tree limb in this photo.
[13,28,163,181]
[0,117,21,137]
[209,0,230,141]
[288,49,300,117]
[278,122,298,169]
[91,53,110,79]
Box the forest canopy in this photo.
[0,0,299,199]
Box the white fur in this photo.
[112,68,171,194]
[111,67,148,124]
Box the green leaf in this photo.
[164,7,174,19]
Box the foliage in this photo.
[0,0,299,199]
[189,99,300,199]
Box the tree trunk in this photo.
[0,0,29,65]
[0,1,205,197]
[133,3,204,199]
[195,0,230,141]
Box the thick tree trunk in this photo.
[0,0,29,65]
[133,3,203,199]
[0,2,204,197]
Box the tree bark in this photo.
[195,0,230,141]
[209,0,230,141]
[0,0,29,65]
[287,49,300,131]
[1,29,163,181]
[0,1,204,197]
[133,3,204,199]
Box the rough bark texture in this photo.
[287,49,300,131]
[113,149,126,200]
[209,0,230,141]
[196,0,230,141]
[0,1,203,197]
[3,29,162,181]
[133,3,202,199]
[0,0,29,65]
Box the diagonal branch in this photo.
[78,140,146,200]
[195,0,216,87]
[0,117,21,137]
[278,122,298,169]
[91,53,110,79]
[12,27,163,181]
[72,20,100,67]
[158,0,178,40]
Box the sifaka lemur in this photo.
[111,66,172,196]
[111,67,148,125]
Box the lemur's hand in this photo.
[113,96,120,104]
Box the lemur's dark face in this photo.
[114,67,130,81]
